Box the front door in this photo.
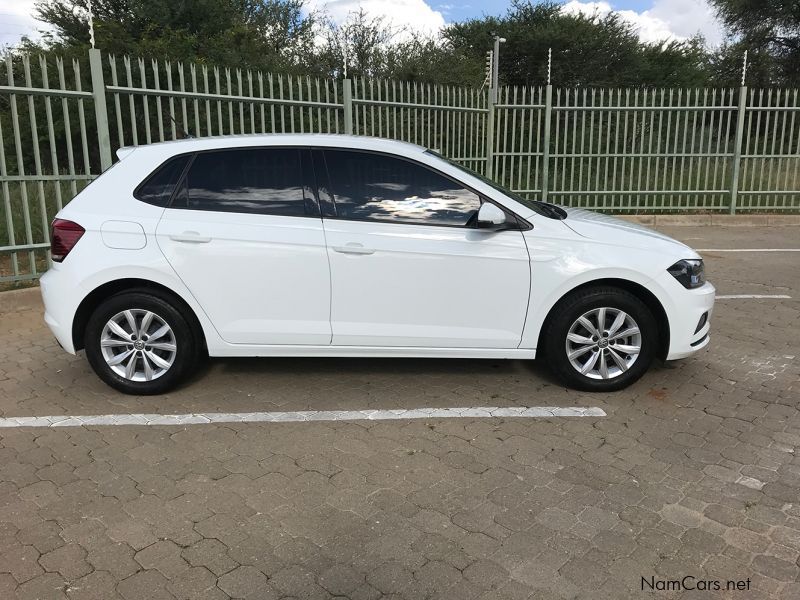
[319,149,531,348]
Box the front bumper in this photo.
[664,280,715,360]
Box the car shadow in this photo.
[191,354,555,380]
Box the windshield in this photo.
[424,150,565,219]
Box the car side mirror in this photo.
[476,202,510,231]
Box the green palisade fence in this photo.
[2,49,799,283]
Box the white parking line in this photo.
[0,406,607,428]
[699,248,800,252]
[716,294,792,300]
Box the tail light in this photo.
[50,219,85,262]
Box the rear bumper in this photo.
[40,267,78,354]
[665,280,715,360]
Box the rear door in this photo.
[155,147,332,345]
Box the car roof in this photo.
[119,134,428,158]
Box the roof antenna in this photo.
[168,112,193,139]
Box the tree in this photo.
[32,0,318,72]
[317,8,398,78]
[444,1,710,88]
[314,9,474,83]
[708,0,800,86]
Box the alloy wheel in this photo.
[100,309,177,382]
[565,307,642,380]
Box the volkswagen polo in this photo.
[40,134,714,395]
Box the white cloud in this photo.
[562,0,725,47]
[0,0,725,52]
[307,0,446,39]
[0,0,50,47]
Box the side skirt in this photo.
[207,345,538,359]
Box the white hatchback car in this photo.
[40,134,714,395]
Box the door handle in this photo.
[169,231,211,244]
[332,243,375,255]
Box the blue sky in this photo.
[432,0,723,44]
[0,0,725,48]
[431,1,687,21]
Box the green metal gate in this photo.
[2,48,799,283]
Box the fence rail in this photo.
[2,48,799,282]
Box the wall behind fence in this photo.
[2,48,799,283]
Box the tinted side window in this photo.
[134,155,191,207]
[174,148,309,216]
[323,150,481,226]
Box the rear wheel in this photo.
[542,286,658,391]
[85,291,197,394]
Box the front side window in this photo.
[323,149,481,227]
[173,148,309,216]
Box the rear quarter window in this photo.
[134,155,192,207]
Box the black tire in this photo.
[541,286,658,392]
[84,291,198,395]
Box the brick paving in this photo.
[0,225,798,599]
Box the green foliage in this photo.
[3,0,796,87]
[15,0,716,87]
[31,0,318,73]
[444,1,710,87]
[708,0,800,86]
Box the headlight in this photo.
[667,259,705,289]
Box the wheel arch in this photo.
[536,278,670,361]
[72,278,207,354]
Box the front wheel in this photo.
[84,291,198,395]
[541,286,658,392]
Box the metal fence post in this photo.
[729,86,747,215]
[343,78,353,135]
[541,84,553,203]
[88,48,113,171]
[485,89,495,179]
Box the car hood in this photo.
[559,207,700,258]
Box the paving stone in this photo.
[704,503,745,527]
[365,562,416,594]
[85,543,138,580]
[105,520,157,551]
[116,569,174,600]
[269,564,328,598]
[1,236,799,600]
[67,571,123,600]
[39,543,92,580]
[166,567,227,600]
[0,544,43,583]
[217,565,274,599]
[751,555,799,582]
[135,540,189,579]
[15,572,68,600]
[181,539,238,576]
[0,573,17,598]
[16,520,65,554]
[724,527,771,553]
[461,559,509,590]
[318,564,364,595]
[534,508,576,532]
[225,536,284,577]
[660,504,704,528]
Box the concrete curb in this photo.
[617,215,800,226]
[0,286,42,312]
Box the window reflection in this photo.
[325,150,481,226]
[180,149,306,216]
[135,155,190,207]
